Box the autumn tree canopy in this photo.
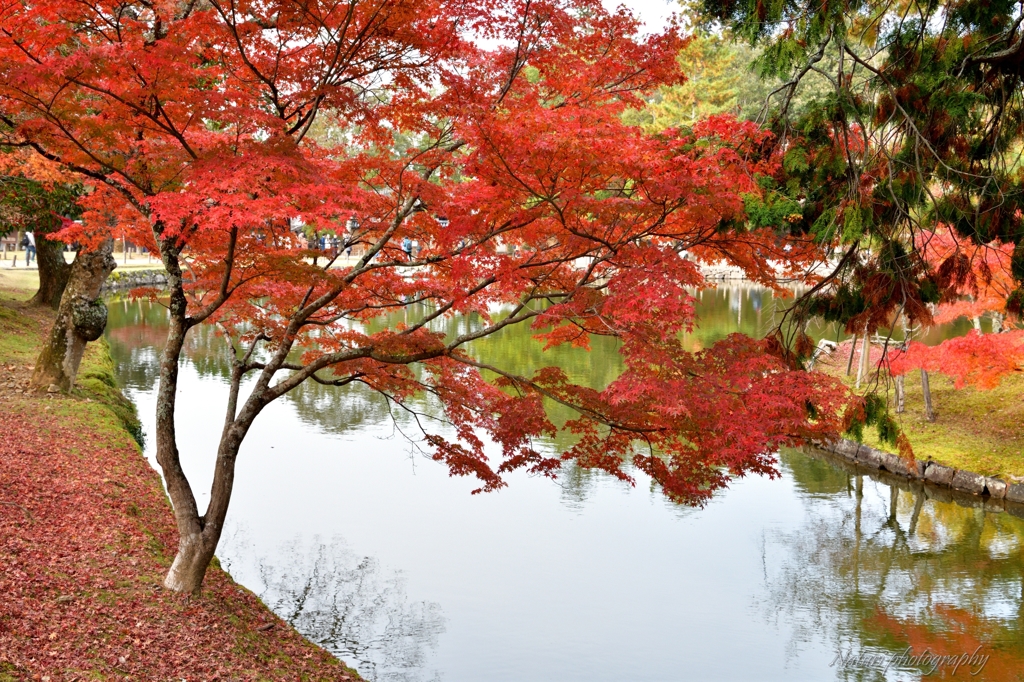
[0,0,854,593]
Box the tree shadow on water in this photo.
[761,451,1024,681]
[220,533,446,682]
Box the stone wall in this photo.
[812,439,1024,513]
[101,269,168,293]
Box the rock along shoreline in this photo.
[810,438,1024,516]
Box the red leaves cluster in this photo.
[0,399,356,680]
[917,227,1017,325]
[889,330,1024,389]
[874,227,1024,390]
[0,0,856,508]
[417,332,852,506]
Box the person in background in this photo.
[345,216,357,257]
[25,231,36,267]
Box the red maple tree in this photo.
[0,0,852,592]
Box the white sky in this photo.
[603,0,679,33]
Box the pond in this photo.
[104,286,1024,681]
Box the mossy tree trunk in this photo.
[30,216,72,309]
[31,240,116,392]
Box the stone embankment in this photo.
[100,268,168,292]
[814,439,1024,515]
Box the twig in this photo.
[0,500,34,520]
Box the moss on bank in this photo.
[77,337,145,446]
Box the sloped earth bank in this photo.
[0,298,361,680]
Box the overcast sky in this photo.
[603,0,679,33]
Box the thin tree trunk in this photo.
[154,242,210,594]
[895,374,905,413]
[846,333,858,375]
[908,487,925,535]
[855,325,870,389]
[162,432,244,594]
[155,238,261,594]
[921,369,936,422]
[30,218,72,309]
[853,475,863,590]
[31,240,115,391]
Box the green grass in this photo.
[0,662,23,682]
[0,306,37,363]
[76,337,145,446]
[1,292,144,446]
[0,266,41,299]
[859,370,1024,479]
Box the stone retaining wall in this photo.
[101,269,168,292]
[813,439,1024,511]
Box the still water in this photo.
[105,286,1024,681]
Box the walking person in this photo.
[25,231,36,266]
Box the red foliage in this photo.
[889,330,1024,389]
[868,227,1024,390]
[0,398,356,679]
[916,227,1016,325]
[0,0,853,509]
[868,605,1022,680]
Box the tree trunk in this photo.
[920,369,936,422]
[31,240,116,391]
[153,243,209,593]
[30,219,72,309]
[846,333,858,375]
[154,242,257,594]
[163,529,220,594]
[855,325,870,389]
[895,373,905,413]
[908,487,925,535]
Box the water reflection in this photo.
[769,449,1024,680]
[103,285,1024,681]
[220,532,445,682]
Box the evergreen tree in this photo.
[695,0,1024,384]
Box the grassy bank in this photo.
[0,287,361,680]
[819,340,1024,480]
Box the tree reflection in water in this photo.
[220,533,445,682]
[764,449,1024,681]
